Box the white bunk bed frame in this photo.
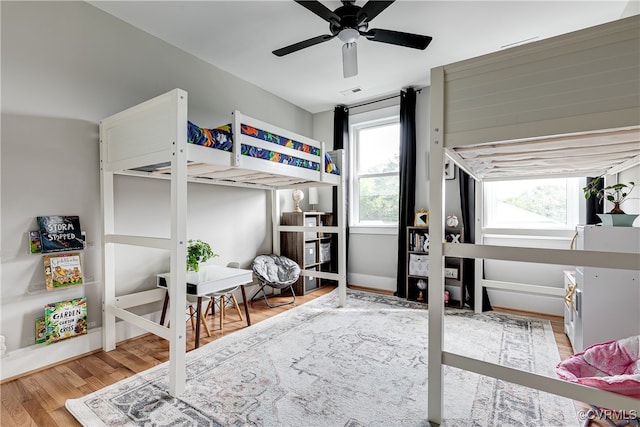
[100,88,346,396]
[428,16,639,424]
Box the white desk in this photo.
[157,265,254,348]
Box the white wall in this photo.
[311,110,336,214]
[0,1,316,365]
[482,235,575,314]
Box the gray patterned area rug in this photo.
[66,289,578,426]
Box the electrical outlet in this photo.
[88,321,97,329]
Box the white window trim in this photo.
[349,105,400,230]
[482,177,582,235]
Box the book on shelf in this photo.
[409,229,429,252]
[36,215,84,254]
[44,297,87,344]
[35,316,46,344]
[29,231,42,254]
[43,252,83,290]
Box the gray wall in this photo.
[1,1,314,353]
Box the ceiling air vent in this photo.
[340,87,362,96]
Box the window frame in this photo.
[349,106,400,233]
[482,176,582,233]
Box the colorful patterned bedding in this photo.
[187,121,340,175]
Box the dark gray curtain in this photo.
[333,105,349,268]
[333,105,349,151]
[459,170,492,311]
[585,177,604,224]
[396,88,417,298]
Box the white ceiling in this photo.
[88,1,634,114]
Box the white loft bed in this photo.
[428,15,639,424]
[100,88,346,396]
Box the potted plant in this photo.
[186,239,218,272]
[583,177,638,226]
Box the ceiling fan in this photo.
[273,0,432,78]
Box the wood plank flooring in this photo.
[0,286,607,426]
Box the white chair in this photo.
[205,262,244,330]
[186,295,212,337]
[162,294,212,338]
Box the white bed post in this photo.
[427,66,446,425]
[474,183,484,314]
[100,128,117,352]
[232,110,242,168]
[168,90,189,397]
[320,142,327,184]
[337,151,347,307]
[272,188,280,255]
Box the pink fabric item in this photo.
[556,335,640,399]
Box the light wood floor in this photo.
[0,286,600,426]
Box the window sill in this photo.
[482,228,577,239]
[349,226,398,235]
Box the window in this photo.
[350,111,400,227]
[484,177,580,230]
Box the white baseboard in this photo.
[348,273,397,293]
[346,274,564,316]
[486,289,564,316]
[0,312,161,382]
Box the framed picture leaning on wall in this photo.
[414,209,429,227]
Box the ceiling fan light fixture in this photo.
[342,42,358,78]
[338,28,359,43]
[273,1,432,78]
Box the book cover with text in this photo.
[44,297,87,344]
[44,252,83,290]
[37,215,83,254]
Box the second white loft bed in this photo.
[100,88,346,396]
[427,15,640,424]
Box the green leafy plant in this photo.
[186,239,218,272]
[583,176,636,214]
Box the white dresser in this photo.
[565,225,640,352]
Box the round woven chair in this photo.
[250,254,300,308]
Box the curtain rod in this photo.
[347,88,422,110]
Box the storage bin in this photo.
[319,242,331,262]
[305,267,318,292]
[304,242,316,265]
[409,254,429,277]
[305,216,317,239]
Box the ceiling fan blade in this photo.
[356,1,394,24]
[273,34,335,57]
[295,0,340,24]
[363,28,432,50]
[342,42,358,78]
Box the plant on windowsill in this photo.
[583,177,638,226]
[186,239,218,272]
